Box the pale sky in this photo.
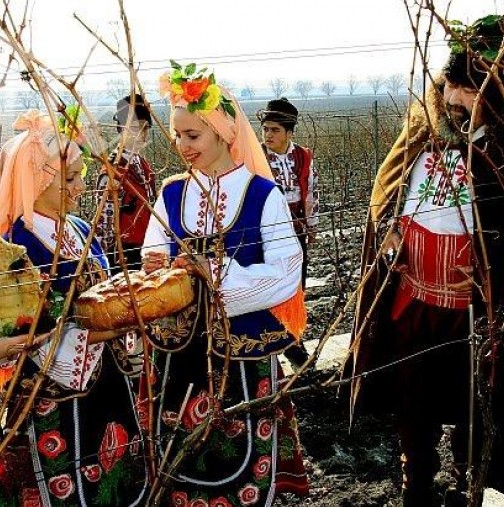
[0,0,502,93]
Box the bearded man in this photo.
[348,15,504,507]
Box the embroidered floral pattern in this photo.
[81,464,102,483]
[182,391,211,431]
[172,490,189,506]
[98,422,129,473]
[418,150,470,206]
[48,473,75,500]
[35,398,57,416]
[253,456,271,480]
[237,483,260,505]
[21,487,43,507]
[209,498,233,507]
[37,430,67,459]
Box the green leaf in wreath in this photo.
[185,63,197,76]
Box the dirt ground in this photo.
[271,228,504,507]
[270,228,405,507]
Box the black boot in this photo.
[283,342,311,371]
[400,488,440,507]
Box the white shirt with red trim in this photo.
[142,164,302,317]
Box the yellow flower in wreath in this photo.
[201,84,221,114]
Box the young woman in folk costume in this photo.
[142,64,309,506]
[0,110,148,506]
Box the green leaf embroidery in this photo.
[43,452,70,476]
[93,459,131,506]
[279,435,296,461]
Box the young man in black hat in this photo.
[96,94,157,272]
[258,97,319,370]
[348,15,504,507]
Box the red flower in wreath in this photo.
[37,430,67,459]
[253,455,272,479]
[21,488,42,507]
[256,378,271,398]
[81,464,102,483]
[238,484,260,506]
[190,499,209,507]
[48,474,75,500]
[171,490,189,506]
[209,498,232,507]
[181,78,209,103]
[34,399,57,416]
[182,391,211,431]
[256,418,273,441]
[98,422,129,473]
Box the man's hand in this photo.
[380,230,407,272]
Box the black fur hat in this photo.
[257,97,298,130]
[114,94,152,132]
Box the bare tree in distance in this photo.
[293,80,313,100]
[347,74,359,96]
[412,73,425,96]
[16,88,43,109]
[321,81,336,97]
[220,79,235,93]
[385,73,407,96]
[105,78,130,102]
[367,75,385,95]
[269,78,289,99]
[240,85,256,101]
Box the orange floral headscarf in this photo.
[160,68,273,181]
[0,110,81,235]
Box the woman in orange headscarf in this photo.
[142,63,309,506]
[0,110,149,506]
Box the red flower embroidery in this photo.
[21,488,42,507]
[48,474,75,500]
[454,163,468,185]
[182,391,211,431]
[256,378,271,398]
[98,422,128,473]
[256,418,273,441]
[81,464,102,483]
[191,499,209,507]
[223,418,246,439]
[34,399,57,416]
[171,490,189,506]
[238,484,260,506]
[253,455,272,479]
[37,430,67,459]
[210,498,232,507]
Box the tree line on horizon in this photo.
[0,71,424,114]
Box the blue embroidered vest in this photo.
[152,173,296,359]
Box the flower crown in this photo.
[159,60,235,118]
